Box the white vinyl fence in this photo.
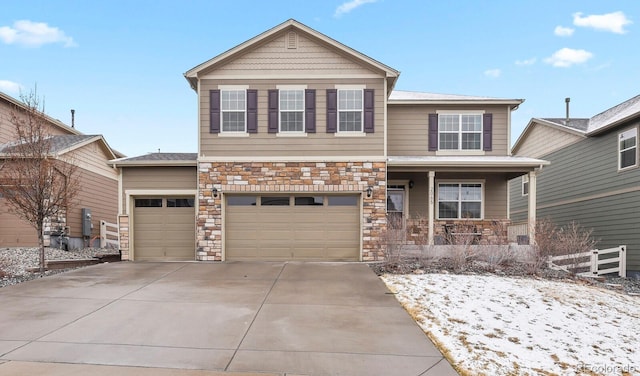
[100,220,119,249]
[548,246,626,278]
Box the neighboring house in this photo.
[113,19,547,262]
[0,91,123,248]
[511,95,640,276]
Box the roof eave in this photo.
[387,158,550,168]
[587,113,640,136]
[110,160,197,168]
[0,91,82,136]
[388,99,524,107]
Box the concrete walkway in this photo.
[0,262,457,376]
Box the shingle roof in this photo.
[117,153,198,162]
[389,90,523,104]
[0,134,98,155]
[539,118,590,132]
[587,94,640,134]
[110,152,198,167]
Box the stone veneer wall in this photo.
[118,215,130,260]
[197,161,387,261]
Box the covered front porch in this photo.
[386,156,549,246]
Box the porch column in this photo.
[527,170,537,244]
[428,171,435,245]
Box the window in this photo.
[221,90,246,132]
[338,89,363,132]
[438,183,482,219]
[619,128,637,170]
[167,198,195,207]
[279,90,304,132]
[387,185,405,228]
[439,114,482,150]
[295,196,324,205]
[328,195,358,206]
[135,198,162,207]
[261,196,290,206]
[522,175,529,196]
[227,196,257,206]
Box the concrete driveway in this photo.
[0,262,457,376]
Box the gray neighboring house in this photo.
[510,95,640,276]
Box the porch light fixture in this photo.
[366,186,373,198]
[212,187,218,198]
[409,180,415,189]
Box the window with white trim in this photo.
[437,183,482,219]
[338,89,363,132]
[619,128,637,170]
[387,185,406,229]
[279,89,304,132]
[522,175,529,196]
[221,90,246,132]
[439,114,482,150]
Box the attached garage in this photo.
[133,197,195,261]
[225,194,361,261]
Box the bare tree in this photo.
[0,90,80,272]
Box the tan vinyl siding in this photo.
[0,203,38,246]
[388,172,508,219]
[204,31,380,78]
[121,167,197,212]
[387,104,510,156]
[62,142,118,180]
[199,78,385,157]
[67,168,118,238]
[0,99,72,144]
[514,123,583,158]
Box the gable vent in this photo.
[286,31,298,49]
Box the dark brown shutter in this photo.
[363,89,374,133]
[210,90,220,134]
[268,89,278,133]
[326,89,337,133]
[428,113,438,151]
[305,89,316,133]
[246,89,258,133]
[483,113,493,151]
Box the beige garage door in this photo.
[133,197,195,261]
[225,194,360,261]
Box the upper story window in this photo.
[338,89,363,132]
[326,88,375,134]
[429,112,492,152]
[279,89,304,132]
[437,182,483,219]
[209,87,257,134]
[221,90,246,132]
[439,114,482,150]
[619,127,637,170]
[268,88,315,134]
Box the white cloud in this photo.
[484,69,501,78]
[0,80,22,94]
[573,11,632,34]
[554,25,574,37]
[334,0,377,17]
[544,48,593,67]
[515,58,537,66]
[0,20,76,47]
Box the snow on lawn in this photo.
[382,273,640,376]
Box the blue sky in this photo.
[1,0,637,157]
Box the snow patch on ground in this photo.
[382,273,640,376]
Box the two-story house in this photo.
[0,91,123,248]
[112,19,547,262]
[511,95,640,276]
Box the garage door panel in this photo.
[226,194,359,261]
[133,197,195,261]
